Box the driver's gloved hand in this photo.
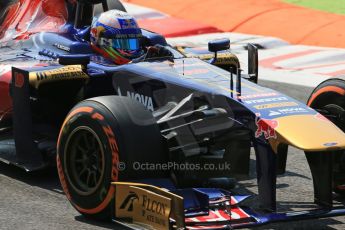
[145,44,174,60]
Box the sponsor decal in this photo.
[268,110,281,116]
[56,156,72,201]
[119,191,139,212]
[53,43,71,52]
[30,65,88,88]
[255,117,278,139]
[102,125,120,182]
[244,96,288,105]
[14,72,24,88]
[115,184,171,230]
[323,142,338,147]
[268,107,308,116]
[117,87,154,111]
[142,194,169,216]
[213,56,240,65]
[119,18,138,29]
[278,107,307,113]
[254,102,298,110]
[91,26,106,43]
[239,92,278,100]
[36,66,87,80]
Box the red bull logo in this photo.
[120,19,137,29]
[91,26,105,42]
[255,117,278,139]
[123,19,131,27]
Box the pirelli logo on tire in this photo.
[114,182,185,229]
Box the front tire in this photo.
[57,96,167,219]
[307,79,345,195]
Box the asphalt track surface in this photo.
[1,81,345,230]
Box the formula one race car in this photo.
[2,0,345,229]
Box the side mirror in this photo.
[208,39,230,65]
[208,38,230,53]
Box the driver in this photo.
[90,9,172,65]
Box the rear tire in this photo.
[57,96,167,219]
[307,79,345,195]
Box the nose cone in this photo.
[275,114,345,151]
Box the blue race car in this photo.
[1,0,345,229]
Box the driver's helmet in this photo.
[90,10,143,65]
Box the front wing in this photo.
[110,182,345,229]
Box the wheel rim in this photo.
[64,126,105,196]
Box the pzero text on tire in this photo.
[57,96,167,219]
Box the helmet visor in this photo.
[112,38,141,51]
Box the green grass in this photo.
[283,0,345,15]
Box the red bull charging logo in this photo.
[255,117,278,139]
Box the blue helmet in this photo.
[90,10,143,64]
